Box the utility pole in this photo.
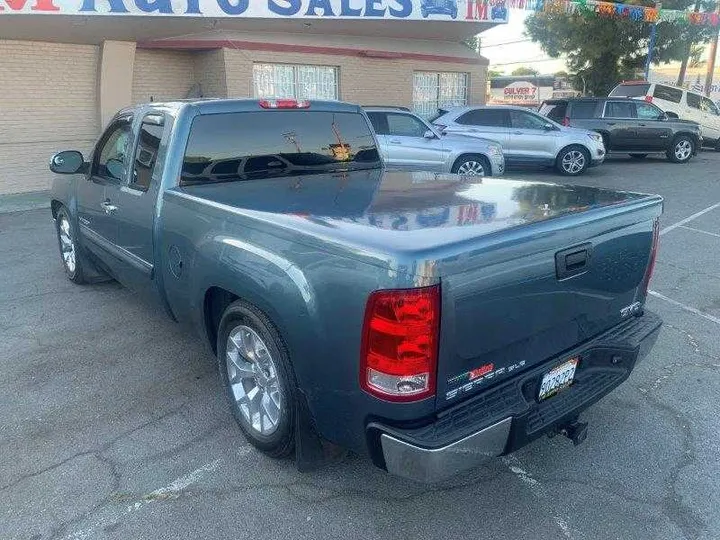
[645,2,662,80]
[704,1,720,96]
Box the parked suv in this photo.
[432,105,605,176]
[539,97,702,163]
[609,81,720,149]
[365,107,505,176]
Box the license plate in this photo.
[538,357,578,400]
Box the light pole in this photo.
[645,2,662,80]
[704,2,720,96]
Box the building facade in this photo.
[0,0,506,195]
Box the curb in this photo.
[0,191,50,215]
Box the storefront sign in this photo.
[502,80,537,101]
[0,0,509,21]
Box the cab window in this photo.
[131,115,166,192]
[636,102,664,120]
[386,113,428,137]
[604,101,635,119]
[510,110,549,130]
[687,92,702,110]
[93,118,132,182]
[701,97,720,115]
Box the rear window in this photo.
[181,111,381,185]
[568,101,597,119]
[456,109,508,127]
[609,83,650,97]
[538,101,567,122]
[653,84,683,104]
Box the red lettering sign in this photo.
[466,0,487,20]
[0,0,59,11]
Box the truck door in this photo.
[634,102,673,150]
[102,113,168,292]
[78,116,133,269]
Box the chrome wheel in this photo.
[225,325,282,436]
[561,150,586,174]
[58,215,76,274]
[457,160,486,176]
[674,140,692,161]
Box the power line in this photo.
[491,57,566,66]
[481,38,534,48]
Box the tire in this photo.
[667,135,694,163]
[629,153,648,159]
[217,299,296,458]
[421,8,428,17]
[555,145,590,176]
[715,139,720,152]
[55,206,86,284]
[452,154,491,176]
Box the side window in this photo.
[538,102,566,122]
[366,112,389,135]
[701,97,719,115]
[653,85,683,104]
[93,119,132,182]
[687,92,702,110]
[604,101,636,119]
[386,113,428,137]
[569,101,598,119]
[510,110,549,130]
[636,102,663,120]
[456,109,508,127]
[131,115,166,192]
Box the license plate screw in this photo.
[611,355,622,365]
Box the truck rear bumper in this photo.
[370,310,662,483]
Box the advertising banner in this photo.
[0,0,509,22]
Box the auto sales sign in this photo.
[0,0,510,21]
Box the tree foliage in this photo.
[525,1,716,96]
[511,66,541,75]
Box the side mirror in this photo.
[423,129,437,139]
[50,151,86,175]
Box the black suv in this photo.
[539,97,702,163]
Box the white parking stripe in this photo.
[660,202,720,236]
[679,225,720,239]
[648,290,720,326]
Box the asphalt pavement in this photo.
[1,152,719,540]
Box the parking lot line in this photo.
[678,225,720,239]
[648,290,720,326]
[660,201,720,236]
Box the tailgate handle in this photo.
[556,243,592,280]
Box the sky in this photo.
[479,11,568,75]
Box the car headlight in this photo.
[587,133,603,143]
[488,145,503,156]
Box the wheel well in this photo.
[204,287,239,355]
[555,143,591,162]
[674,131,697,143]
[452,153,489,171]
[51,200,63,219]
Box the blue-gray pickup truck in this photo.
[49,98,663,482]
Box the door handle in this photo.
[606,122,617,126]
[389,139,402,144]
[101,200,117,214]
[512,131,523,135]
[555,243,592,280]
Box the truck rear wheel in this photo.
[217,299,296,458]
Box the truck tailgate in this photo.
[437,199,662,406]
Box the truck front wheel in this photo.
[217,299,296,458]
[55,206,86,284]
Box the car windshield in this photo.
[609,83,650,97]
[181,111,381,185]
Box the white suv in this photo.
[610,81,720,149]
[432,105,605,176]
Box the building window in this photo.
[413,72,468,118]
[253,64,338,100]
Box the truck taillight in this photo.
[259,99,310,109]
[641,219,660,295]
[360,285,440,402]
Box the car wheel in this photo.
[55,206,86,284]
[556,145,590,176]
[452,154,491,176]
[667,136,694,163]
[451,9,457,18]
[421,8,428,17]
[218,299,296,458]
[629,153,648,159]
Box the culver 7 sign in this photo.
[0,0,509,21]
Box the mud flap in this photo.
[295,392,347,472]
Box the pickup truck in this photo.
[49,98,663,482]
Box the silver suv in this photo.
[364,107,505,176]
[432,105,605,176]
